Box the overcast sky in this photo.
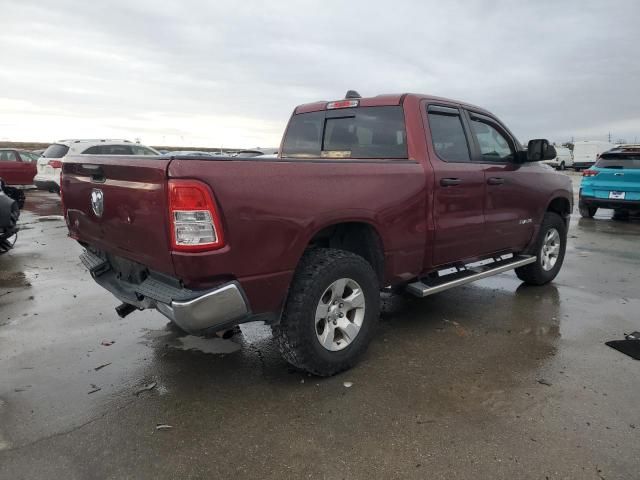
[1,0,639,148]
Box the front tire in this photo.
[515,212,567,286]
[273,248,379,376]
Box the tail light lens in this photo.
[168,179,225,252]
[48,160,63,169]
[583,170,599,177]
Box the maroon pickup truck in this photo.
[61,92,572,376]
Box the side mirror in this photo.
[527,139,556,162]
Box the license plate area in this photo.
[106,253,149,284]
[609,191,626,199]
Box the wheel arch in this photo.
[300,221,386,287]
[546,196,572,227]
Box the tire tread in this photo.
[273,248,378,376]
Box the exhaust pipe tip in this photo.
[115,302,137,318]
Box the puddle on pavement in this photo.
[141,321,272,356]
[173,335,242,354]
[576,217,640,235]
[0,271,31,289]
[22,192,62,217]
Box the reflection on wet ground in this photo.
[1,189,639,479]
[0,270,30,289]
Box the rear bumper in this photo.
[579,195,640,211]
[155,283,249,332]
[80,249,250,333]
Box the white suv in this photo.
[34,139,159,192]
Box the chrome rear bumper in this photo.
[80,249,250,333]
[155,283,249,333]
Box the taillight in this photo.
[48,160,62,169]
[583,170,599,177]
[168,179,225,252]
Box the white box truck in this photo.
[572,140,615,170]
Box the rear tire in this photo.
[515,212,567,286]
[559,161,565,171]
[273,248,379,376]
[579,204,597,218]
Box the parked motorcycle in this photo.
[0,178,22,254]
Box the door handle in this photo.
[487,177,505,185]
[440,178,462,187]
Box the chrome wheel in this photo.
[315,278,365,352]
[540,228,560,271]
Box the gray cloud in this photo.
[1,0,639,146]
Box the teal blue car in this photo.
[579,146,640,218]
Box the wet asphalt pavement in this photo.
[1,176,639,479]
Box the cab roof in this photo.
[294,93,490,115]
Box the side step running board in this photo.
[406,255,536,298]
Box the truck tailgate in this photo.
[62,156,175,276]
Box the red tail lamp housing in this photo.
[168,179,225,252]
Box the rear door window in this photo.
[131,145,159,155]
[426,106,471,162]
[42,144,69,158]
[21,152,39,162]
[81,146,101,154]
[281,106,407,159]
[0,151,18,162]
[84,145,135,155]
[103,145,133,155]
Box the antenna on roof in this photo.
[345,90,361,99]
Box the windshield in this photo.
[42,144,70,158]
[596,154,640,169]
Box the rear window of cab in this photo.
[281,106,407,159]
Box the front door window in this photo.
[469,119,514,162]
